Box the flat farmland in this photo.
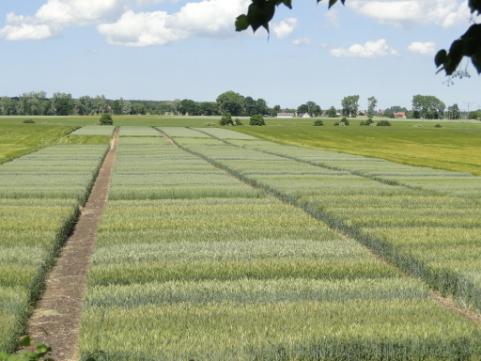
[1,123,481,360]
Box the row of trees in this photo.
[0,91,477,120]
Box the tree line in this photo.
[0,91,479,120]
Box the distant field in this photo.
[2,115,480,175]
[0,123,75,164]
[236,119,481,176]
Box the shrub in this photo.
[234,118,243,126]
[434,124,443,128]
[249,115,265,126]
[219,113,233,126]
[313,120,324,126]
[22,119,35,124]
[98,114,113,126]
[376,120,392,127]
[360,118,375,126]
[334,118,350,127]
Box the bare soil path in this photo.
[28,129,119,361]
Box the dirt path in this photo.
[28,129,119,361]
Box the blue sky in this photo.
[0,0,479,110]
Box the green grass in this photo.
[0,123,76,164]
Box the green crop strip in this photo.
[0,144,109,352]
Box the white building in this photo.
[277,112,295,119]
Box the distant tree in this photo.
[52,93,74,115]
[272,105,281,116]
[249,114,266,126]
[77,96,95,115]
[468,110,481,120]
[383,106,408,118]
[98,113,113,125]
[341,95,360,118]
[220,113,234,126]
[447,104,461,120]
[367,96,378,119]
[216,91,246,116]
[297,101,321,117]
[94,95,110,114]
[412,95,446,119]
[200,102,219,116]
[256,98,269,115]
[178,99,200,115]
[326,106,337,118]
[121,99,132,115]
[0,97,16,115]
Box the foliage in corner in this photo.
[236,0,481,75]
[0,337,52,361]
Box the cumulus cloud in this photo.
[0,0,248,44]
[292,37,311,46]
[98,0,250,46]
[330,38,398,58]
[408,41,436,55]
[349,0,472,27]
[271,18,298,39]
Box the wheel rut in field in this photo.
[27,128,119,361]
[158,128,481,327]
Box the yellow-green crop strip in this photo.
[79,129,481,361]
[0,144,108,352]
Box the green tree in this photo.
[367,96,378,119]
[52,93,74,115]
[297,101,321,117]
[200,102,219,116]
[216,91,246,116]
[77,96,94,115]
[236,1,481,76]
[178,99,200,115]
[447,104,461,120]
[412,95,446,119]
[326,106,337,118]
[341,95,360,118]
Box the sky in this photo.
[0,0,480,110]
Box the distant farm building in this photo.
[394,112,407,119]
[277,112,295,119]
[301,113,311,119]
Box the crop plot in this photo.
[0,144,107,352]
[223,136,481,199]
[71,126,115,136]
[78,129,481,361]
[119,126,161,137]
[174,132,481,313]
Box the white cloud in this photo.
[272,17,297,39]
[330,38,398,58]
[0,0,245,43]
[408,41,436,55]
[98,0,250,47]
[292,37,311,46]
[349,0,471,27]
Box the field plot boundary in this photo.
[158,129,481,325]
[27,129,119,361]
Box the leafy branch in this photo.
[0,337,52,361]
[236,0,481,75]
